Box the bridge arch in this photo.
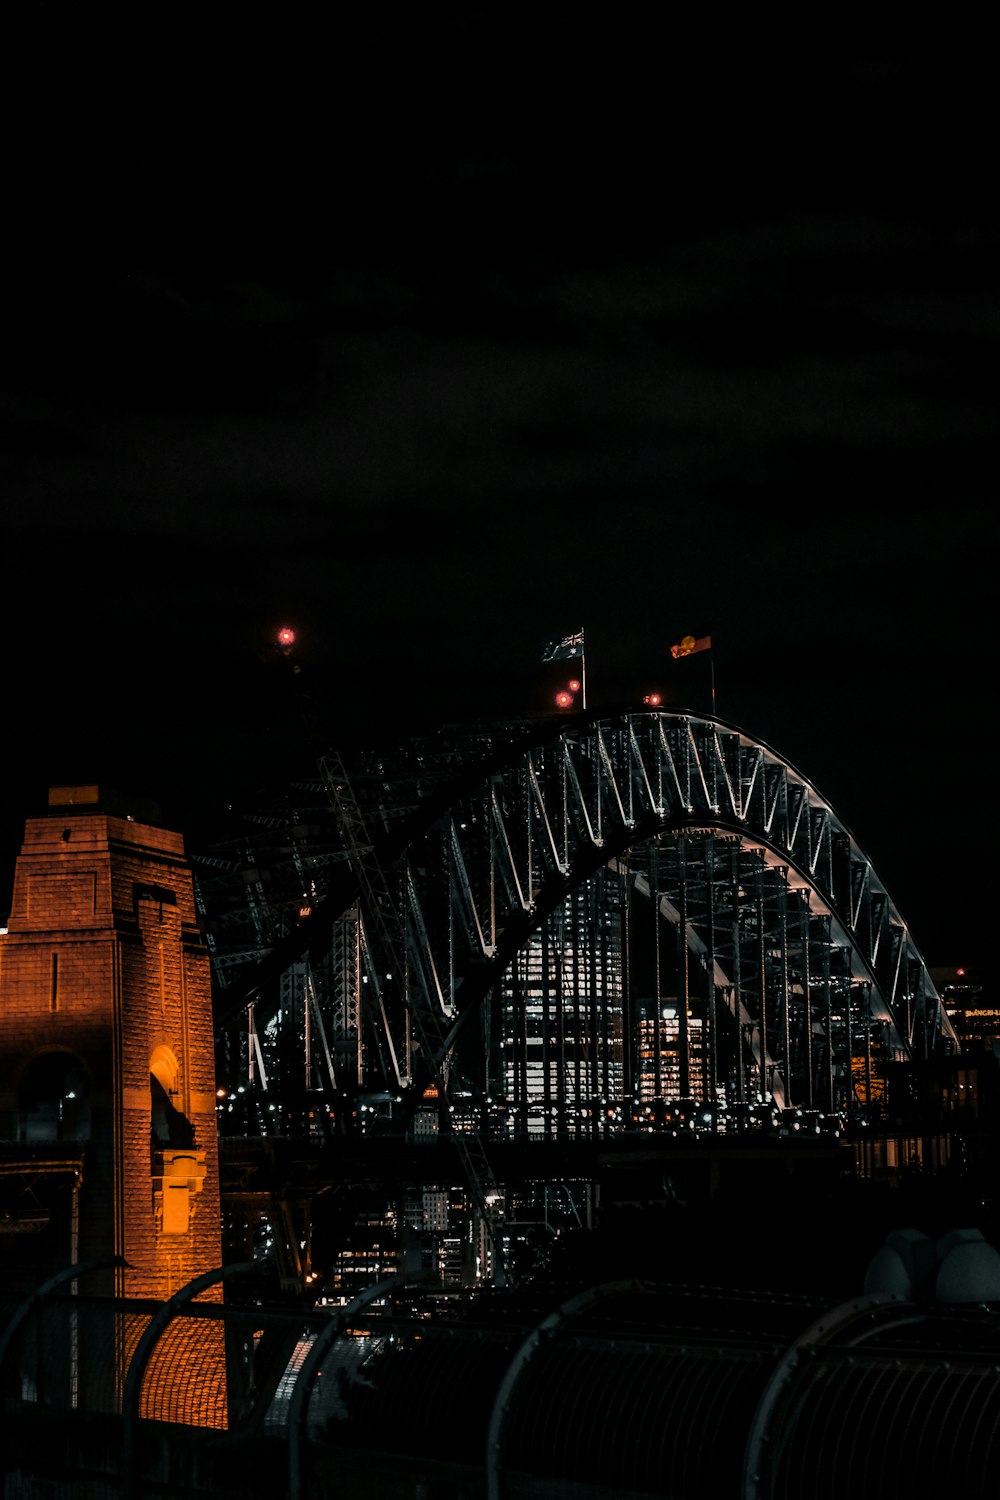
[197,711,953,1138]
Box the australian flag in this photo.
[542,630,585,662]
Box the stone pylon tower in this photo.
[0,787,222,1300]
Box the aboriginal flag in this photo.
[669,628,711,660]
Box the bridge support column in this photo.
[0,786,223,1303]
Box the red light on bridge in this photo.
[643,693,662,707]
[277,627,296,648]
[568,679,581,693]
[555,691,574,709]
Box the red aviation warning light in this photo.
[568,679,581,693]
[555,690,574,708]
[643,693,662,707]
[277,626,296,649]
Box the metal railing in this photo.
[3,1261,1000,1500]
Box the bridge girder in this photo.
[196,711,954,1140]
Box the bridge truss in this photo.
[196,710,955,1148]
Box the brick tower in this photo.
[0,787,222,1300]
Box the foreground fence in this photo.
[2,1254,1000,1499]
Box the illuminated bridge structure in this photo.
[198,709,954,1156]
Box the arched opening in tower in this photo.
[149,1049,196,1156]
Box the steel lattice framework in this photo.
[195,711,955,1143]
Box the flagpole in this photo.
[710,651,716,718]
[581,628,588,710]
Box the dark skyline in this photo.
[1,10,997,963]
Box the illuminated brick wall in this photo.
[0,788,223,1304]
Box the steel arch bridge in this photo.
[196,709,955,1146]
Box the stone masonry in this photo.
[0,787,222,1301]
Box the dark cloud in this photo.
[1,15,998,962]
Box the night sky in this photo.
[1,9,996,963]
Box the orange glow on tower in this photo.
[0,789,227,1425]
[0,790,223,1303]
